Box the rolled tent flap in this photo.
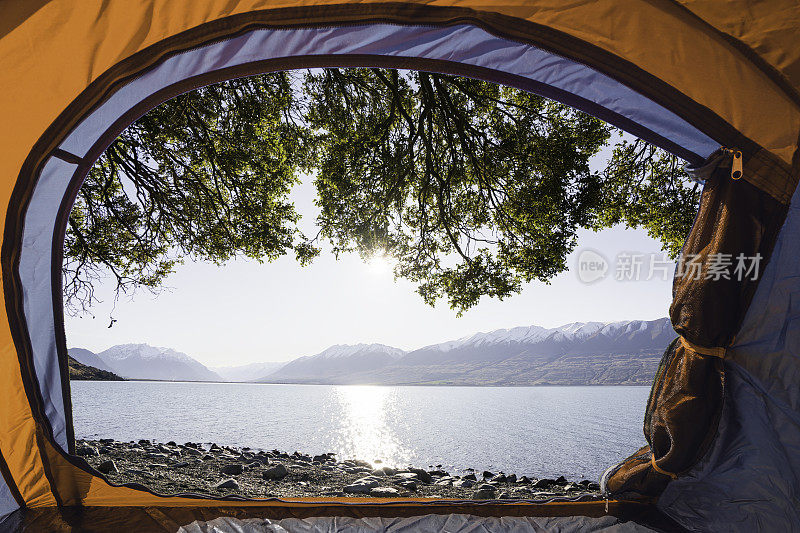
[603,150,797,498]
[671,152,792,347]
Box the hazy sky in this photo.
[65,162,677,368]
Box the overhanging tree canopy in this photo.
[68,68,698,315]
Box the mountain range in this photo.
[69,318,674,386]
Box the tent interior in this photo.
[1,2,800,531]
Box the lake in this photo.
[71,381,649,481]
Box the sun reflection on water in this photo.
[331,385,411,467]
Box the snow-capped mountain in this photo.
[402,318,673,366]
[259,318,674,385]
[260,344,405,383]
[96,344,222,382]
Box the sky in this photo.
[64,163,678,368]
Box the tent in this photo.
[1,1,799,531]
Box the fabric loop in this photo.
[680,336,726,358]
[650,455,678,480]
[684,149,727,185]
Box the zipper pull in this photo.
[722,147,743,180]
[731,150,743,180]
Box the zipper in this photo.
[721,147,743,180]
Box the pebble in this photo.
[97,460,117,474]
[220,464,244,476]
[395,480,417,491]
[370,487,399,497]
[76,445,99,457]
[343,477,381,494]
[408,468,432,483]
[145,453,169,460]
[472,486,497,500]
[262,464,289,480]
[215,479,239,491]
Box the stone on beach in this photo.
[472,485,497,500]
[76,444,99,457]
[370,487,399,496]
[215,478,239,491]
[262,464,289,480]
[220,464,244,475]
[407,468,432,483]
[97,460,117,474]
[343,477,381,494]
[395,479,417,491]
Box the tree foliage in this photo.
[64,74,317,313]
[66,68,700,315]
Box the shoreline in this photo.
[76,438,602,500]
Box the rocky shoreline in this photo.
[76,439,601,501]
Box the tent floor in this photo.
[177,514,677,532]
[0,501,685,532]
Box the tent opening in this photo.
[62,67,686,503]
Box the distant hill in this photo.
[68,347,117,373]
[69,345,222,382]
[99,344,223,381]
[211,361,288,382]
[262,344,406,383]
[256,319,673,386]
[68,356,124,381]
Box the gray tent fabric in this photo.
[177,514,661,533]
[21,22,721,458]
[657,178,800,531]
[19,156,78,451]
[56,24,718,161]
[0,476,18,526]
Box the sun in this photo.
[366,252,395,276]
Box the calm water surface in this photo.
[71,382,648,480]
